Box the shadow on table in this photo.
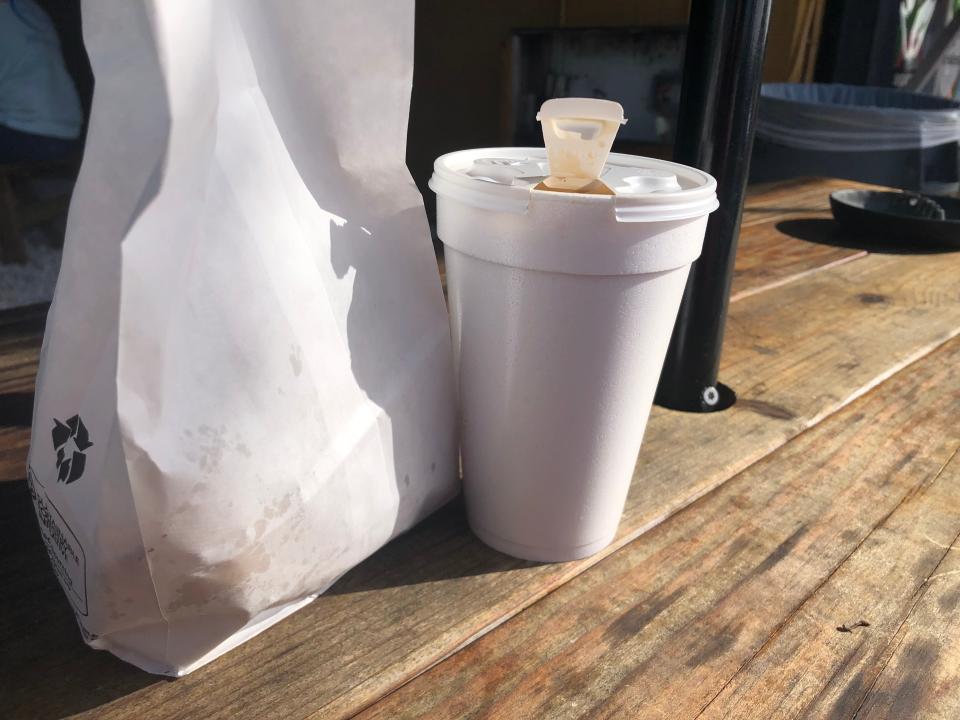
[327,496,541,596]
[777,219,960,255]
[0,480,161,720]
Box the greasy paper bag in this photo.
[26,0,457,675]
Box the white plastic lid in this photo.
[429,147,719,222]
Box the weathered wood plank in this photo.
[0,427,31,482]
[635,248,960,548]
[357,336,960,720]
[0,303,44,395]
[730,220,865,302]
[740,177,833,228]
[855,460,960,720]
[0,304,44,482]
[740,177,878,228]
[699,454,960,719]
[733,178,885,300]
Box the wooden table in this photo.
[2,178,960,719]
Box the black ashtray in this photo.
[830,189,960,249]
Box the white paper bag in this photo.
[26,0,457,675]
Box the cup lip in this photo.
[429,147,719,222]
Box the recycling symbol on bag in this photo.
[52,415,93,484]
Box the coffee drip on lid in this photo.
[535,98,627,195]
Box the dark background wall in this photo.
[407,0,691,218]
[33,0,869,220]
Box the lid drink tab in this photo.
[536,98,627,194]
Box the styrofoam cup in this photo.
[431,147,718,562]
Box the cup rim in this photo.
[430,147,719,222]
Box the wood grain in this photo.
[855,457,960,720]
[357,336,960,720]
[634,248,960,548]
[4,181,960,719]
[730,219,864,301]
[700,449,960,719]
[732,178,885,300]
[739,177,880,228]
[0,302,44,393]
[740,177,836,227]
[0,303,44,482]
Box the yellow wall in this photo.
[766,0,801,81]
[763,0,823,82]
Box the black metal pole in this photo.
[655,0,773,412]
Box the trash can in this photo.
[751,83,960,192]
